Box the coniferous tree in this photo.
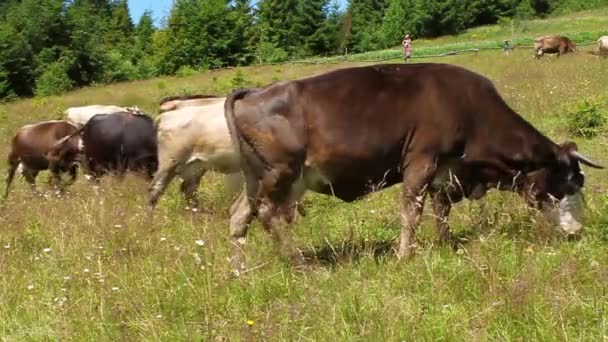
[136,10,155,57]
[344,0,387,52]
[228,0,255,65]
[105,0,134,49]
[159,0,234,73]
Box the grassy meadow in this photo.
[2,16,608,340]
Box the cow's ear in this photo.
[556,141,577,165]
[559,140,578,153]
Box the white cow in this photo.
[64,105,143,128]
[598,36,608,57]
[148,97,242,210]
[148,96,307,218]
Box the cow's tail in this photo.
[53,124,86,152]
[224,88,257,156]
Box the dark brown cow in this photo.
[5,120,80,197]
[534,35,576,58]
[78,111,158,181]
[224,63,603,271]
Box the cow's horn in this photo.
[570,151,604,169]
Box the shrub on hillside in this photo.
[254,42,288,64]
[566,96,608,138]
[175,66,198,78]
[230,69,253,89]
[101,50,139,83]
[34,61,73,97]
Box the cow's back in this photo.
[14,120,77,153]
[83,112,157,172]
[65,105,125,127]
[232,63,512,200]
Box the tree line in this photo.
[1,0,606,100]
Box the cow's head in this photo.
[525,141,603,235]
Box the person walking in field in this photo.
[503,39,511,55]
[402,34,412,62]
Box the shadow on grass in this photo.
[299,232,479,266]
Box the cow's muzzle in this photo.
[541,192,584,235]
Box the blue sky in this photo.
[128,0,346,26]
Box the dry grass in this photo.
[1,45,608,339]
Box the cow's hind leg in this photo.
[4,155,19,198]
[179,160,205,210]
[430,191,456,247]
[21,166,39,195]
[148,161,179,211]
[67,163,78,186]
[398,154,437,260]
[229,188,255,274]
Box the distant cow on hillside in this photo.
[598,36,608,57]
[534,35,576,58]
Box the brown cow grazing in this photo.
[224,63,603,271]
[534,35,576,58]
[159,94,223,113]
[5,120,80,197]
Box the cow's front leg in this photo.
[257,169,305,267]
[66,163,78,186]
[51,170,66,196]
[398,155,437,260]
[430,191,454,246]
[258,199,305,266]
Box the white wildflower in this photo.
[114,224,122,228]
[83,268,90,273]
[193,252,202,265]
[160,237,167,242]
[111,286,119,291]
[43,248,51,253]
[195,239,205,246]
[27,284,34,290]
[3,243,10,249]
